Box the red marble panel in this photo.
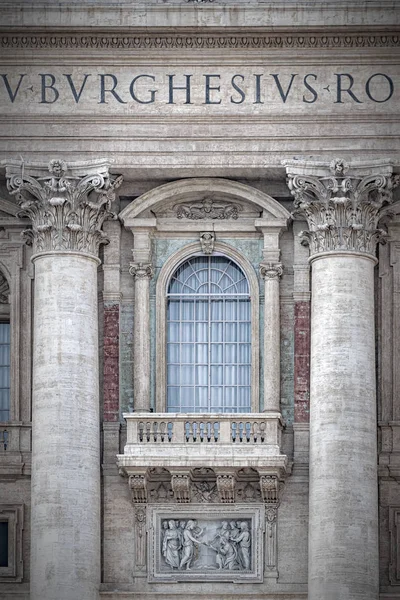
[103,304,119,422]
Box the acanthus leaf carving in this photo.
[286,158,399,256]
[5,159,122,256]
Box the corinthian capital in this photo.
[3,158,122,256]
[284,158,399,257]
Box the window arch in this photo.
[166,255,251,413]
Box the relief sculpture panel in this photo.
[148,504,264,583]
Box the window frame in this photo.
[156,241,260,413]
[0,504,24,582]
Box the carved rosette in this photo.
[5,159,122,256]
[286,158,399,257]
[260,263,283,281]
[129,263,154,280]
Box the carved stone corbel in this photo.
[129,474,147,504]
[260,474,279,503]
[216,474,236,503]
[171,474,191,503]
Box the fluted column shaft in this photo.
[260,263,282,412]
[285,158,397,600]
[130,263,153,411]
[5,158,121,600]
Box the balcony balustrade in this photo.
[118,412,288,475]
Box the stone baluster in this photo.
[285,157,398,600]
[260,262,283,413]
[5,158,121,600]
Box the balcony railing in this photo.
[125,412,282,446]
[118,411,288,479]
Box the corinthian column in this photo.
[285,158,397,600]
[5,158,121,600]
[260,262,283,412]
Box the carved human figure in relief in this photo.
[179,520,204,570]
[231,521,251,569]
[162,520,181,569]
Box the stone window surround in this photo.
[0,245,26,424]
[156,240,260,413]
[119,177,290,414]
[0,504,24,582]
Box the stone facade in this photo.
[0,2,399,600]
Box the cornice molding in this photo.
[0,30,399,50]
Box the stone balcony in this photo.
[117,412,289,503]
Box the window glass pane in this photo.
[181,344,194,364]
[167,257,251,413]
[167,344,180,363]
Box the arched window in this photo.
[166,255,251,413]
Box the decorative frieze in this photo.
[285,158,398,257]
[1,32,399,51]
[4,159,122,256]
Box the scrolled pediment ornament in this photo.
[175,198,241,220]
[4,158,123,256]
[285,158,399,257]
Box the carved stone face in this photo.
[168,520,175,529]
[202,198,213,212]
